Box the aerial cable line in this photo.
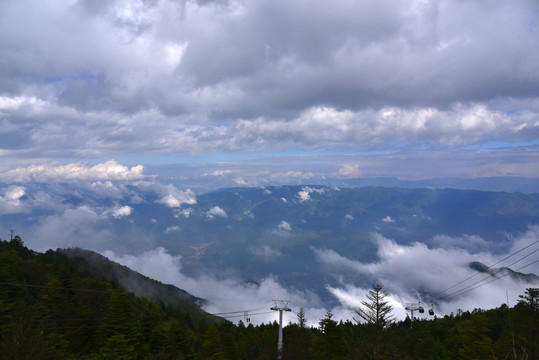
[431,239,539,299]
[514,258,539,272]
[209,305,274,316]
[444,257,539,300]
[440,248,539,300]
[0,281,113,293]
[221,311,275,320]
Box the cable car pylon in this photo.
[270,300,291,360]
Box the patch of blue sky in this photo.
[116,147,408,166]
[506,108,521,116]
[463,139,539,151]
[43,72,101,84]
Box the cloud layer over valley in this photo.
[104,227,539,325]
[2,166,536,326]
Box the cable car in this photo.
[418,306,424,313]
[429,308,434,316]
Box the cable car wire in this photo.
[431,239,539,299]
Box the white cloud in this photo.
[165,225,181,233]
[297,190,310,202]
[3,186,25,204]
[149,184,197,208]
[338,164,360,177]
[234,177,247,185]
[314,231,539,320]
[297,186,327,203]
[102,247,326,326]
[345,214,354,221]
[430,234,491,253]
[111,205,133,218]
[176,208,193,218]
[251,245,282,260]
[382,216,395,223]
[2,160,145,182]
[206,206,227,220]
[278,220,292,232]
[281,197,287,203]
[0,0,536,177]
[0,186,27,214]
[27,205,115,251]
[271,171,315,178]
[211,170,232,176]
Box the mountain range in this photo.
[1,179,538,318]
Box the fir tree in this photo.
[354,282,394,330]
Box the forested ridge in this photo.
[0,237,537,359]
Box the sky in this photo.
[1,0,539,326]
[0,0,538,185]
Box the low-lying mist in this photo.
[103,226,539,326]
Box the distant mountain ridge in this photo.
[469,261,539,283]
[2,181,538,309]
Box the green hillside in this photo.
[0,236,223,359]
[1,236,538,359]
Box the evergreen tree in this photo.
[354,282,394,330]
[310,311,348,360]
[456,314,493,360]
[354,283,395,359]
[284,308,313,360]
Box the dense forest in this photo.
[0,237,537,359]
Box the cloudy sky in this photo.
[1,0,538,185]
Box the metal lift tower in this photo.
[270,300,291,360]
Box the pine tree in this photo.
[354,282,394,330]
[354,283,394,360]
[310,311,348,360]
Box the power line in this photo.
[441,247,539,301]
[432,239,539,299]
[0,281,113,293]
[444,258,539,300]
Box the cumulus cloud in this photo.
[206,206,227,220]
[278,221,292,232]
[251,245,282,260]
[0,0,536,180]
[0,186,26,214]
[382,216,395,223]
[4,186,25,202]
[148,184,196,208]
[234,177,248,186]
[176,208,193,218]
[2,160,145,182]
[111,205,133,218]
[338,164,361,177]
[210,170,232,176]
[297,186,327,203]
[165,225,181,234]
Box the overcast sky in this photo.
[1,0,538,184]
